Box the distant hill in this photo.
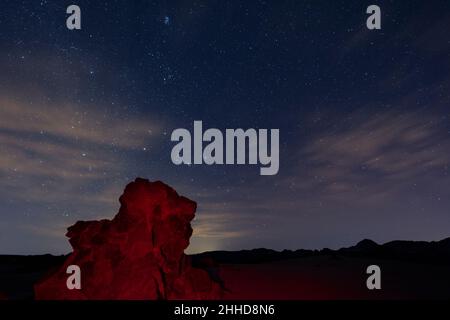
[1,237,450,300]
[192,237,450,265]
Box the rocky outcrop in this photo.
[34,178,223,299]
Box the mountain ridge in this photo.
[2,236,450,299]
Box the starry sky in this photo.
[1,0,450,255]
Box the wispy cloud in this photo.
[0,96,159,149]
[289,109,450,205]
[0,93,162,212]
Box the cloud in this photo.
[0,94,162,212]
[188,211,252,253]
[0,96,159,149]
[20,222,69,239]
[290,109,450,205]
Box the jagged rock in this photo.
[34,178,223,300]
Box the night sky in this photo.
[1,0,450,255]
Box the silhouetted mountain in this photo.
[192,237,450,265]
[353,239,379,250]
[338,237,450,264]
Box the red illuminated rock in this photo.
[34,178,223,300]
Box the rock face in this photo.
[34,178,223,300]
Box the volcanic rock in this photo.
[34,178,223,299]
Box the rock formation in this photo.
[34,178,223,299]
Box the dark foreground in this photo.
[1,237,450,300]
